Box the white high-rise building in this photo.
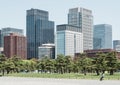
[68,7,93,50]
[56,24,83,58]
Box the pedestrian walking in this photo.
[100,73,104,81]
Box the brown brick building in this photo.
[4,33,27,59]
[75,49,120,59]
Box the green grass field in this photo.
[5,72,120,80]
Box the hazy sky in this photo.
[0,0,120,40]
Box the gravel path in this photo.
[0,77,119,85]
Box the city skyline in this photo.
[0,0,120,40]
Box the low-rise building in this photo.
[75,49,120,59]
[113,40,120,52]
[38,43,55,59]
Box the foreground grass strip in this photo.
[6,73,120,80]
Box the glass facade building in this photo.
[26,8,54,59]
[93,24,112,49]
[68,7,93,50]
[56,24,83,58]
[1,27,23,47]
[113,40,120,52]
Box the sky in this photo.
[0,0,120,40]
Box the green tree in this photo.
[97,53,108,74]
[4,59,15,74]
[10,56,23,73]
[79,57,93,75]
[0,54,7,76]
[37,57,54,73]
[106,52,118,75]
[72,60,80,73]
[22,59,37,72]
[45,59,54,73]
[92,53,107,75]
[117,60,120,71]
[92,57,101,75]
[55,54,66,74]
[64,56,73,73]
[37,59,46,73]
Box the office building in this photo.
[4,33,27,59]
[68,7,93,50]
[0,47,3,54]
[26,8,54,59]
[75,49,120,59]
[93,24,112,49]
[1,27,23,47]
[84,49,120,59]
[38,43,55,59]
[56,24,83,58]
[113,40,120,52]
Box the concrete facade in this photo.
[56,24,83,58]
[68,7,93,50]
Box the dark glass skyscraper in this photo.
[26,8,54,59]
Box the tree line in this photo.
[0,52,120,76]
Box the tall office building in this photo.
[56,24,83,58]
[4,33,27,59]
[27,8,54,59]
[93,24,112,49]
[68,7,93,50]
[113,40,120,52]
[1,27,23,47]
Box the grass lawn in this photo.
[5,72,120,80]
